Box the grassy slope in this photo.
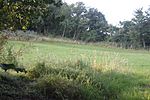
[2,40,150,99]
[11,40,150,68]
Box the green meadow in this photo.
[0,40,150,100]
[12,40,150,69]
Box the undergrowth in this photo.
[0,37,149,99]
[26,54,148,100]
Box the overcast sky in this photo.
[63,0,150,25]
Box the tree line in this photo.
[110,8,150,49]
[0,0,150,49]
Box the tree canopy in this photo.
[0,1,150,49]
[0,0,62,30]
[109,8,150,49]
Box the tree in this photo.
[59,3,72,38]
[71,2,87,40]
[0,0,62,31]
[30,1,64,36]
[0,0,63,59]
[132,8,150,48]
[110,8,150,49]
[85,8,108,42]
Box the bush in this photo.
[34,75,83,100]
[0,34,8,55]
[28,62,47,78]
[0,33,25,70]
[27,59,120,100]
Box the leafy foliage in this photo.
[108,8,150,49]
[1,1,150,49]
[0,0,62,30]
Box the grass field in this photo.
[1,40,150,99]
[11,41,150,66]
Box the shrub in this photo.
[28,59,120,99]
[0,34,8,50]
[0,34,26,73]
[0,45,19,66]
[34,75,83,100]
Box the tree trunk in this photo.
[73,30,77,40]
[62,25,66,38]
[43,26,48,36]
[76,30,81,40]
[142,38,146,49]
[73,26,79,40]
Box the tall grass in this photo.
[90,51,129,72]
[24,50,149,100]
[0,40,149,99]
[24,52,139,100]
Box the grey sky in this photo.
[64,0,150,25]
